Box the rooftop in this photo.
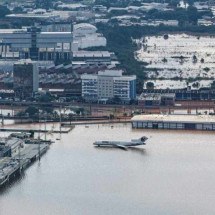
[131,114,215,124]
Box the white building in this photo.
[131,114,215,131]
[81,70,136,102]
[73,23,106,50]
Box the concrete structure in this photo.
[0,137,24,158]
[142,89,215,101]
[131,114,215,131]
[73,23,106,50]
[13,59,39,98]
[0,26,73,61]
[40,22,72,32]
[81,70,136,102]
[73,51,112,64]
[57,3,89,11]
[138,93,175,107]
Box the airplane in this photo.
[93,136,147,150]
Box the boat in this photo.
[93,136,147,150]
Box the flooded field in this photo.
[0,123,215,214]
[136,34,215,89]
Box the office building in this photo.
[81,70,136,102]
[13,59,39,98]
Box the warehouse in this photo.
[131,114,215,131]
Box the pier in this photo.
[0,127,74,134]
[0,143,49,187]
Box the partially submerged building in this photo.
[138,93,175,107]
[131,114,215,131]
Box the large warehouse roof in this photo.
[131,114,215,124]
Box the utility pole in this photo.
[18,143,21,174]
[59,104,62,135]
[44,113,47,141]
[38,107,41,161]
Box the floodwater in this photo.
[0,123,215,215]
[136,34,215,90]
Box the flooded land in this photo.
[136,34,215,89]
[0,123,215,215]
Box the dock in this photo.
[61,119,130,126]
[0,143,49,187]
[0,127,74,134]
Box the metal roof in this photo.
[131,114,215,124]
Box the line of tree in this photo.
[145,6,212,26]
[97,23,215,93]
[0,5,10,19]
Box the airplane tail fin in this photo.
[140,136,148,142]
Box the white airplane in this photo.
[93,136,147,150]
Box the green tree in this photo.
[13,7,23,13]
[187,6,198,25]
[0,5,10,18]
[35,0,52,9]
[146,82,154,90]
[25,106,39,117]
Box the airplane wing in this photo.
[115,144,128,150]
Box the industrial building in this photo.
[13,59,39,98]
[81,70,136,102]
[0,26,73,61]
[142,89,215,101]
[138,93,175,107]
[131,114,215,131]
[0,137,24,158]
[73,51,112,64]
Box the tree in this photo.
[112,96,122,104]
[178,15,188,27]
[168,0,179,8]
[187,6,198,25]
[13,7,23,14]
[200,58,204,63]
[38,93,54,102]
[0,5,10,18]
[25,106,39,117]
[192,55,197,63]
[146,82,154,90]
[187,0,194,7]
[211,81,215,89]
[35,0,52,9]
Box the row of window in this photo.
[132,122,215,130]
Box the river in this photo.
[0,123,215,215]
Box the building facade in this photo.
[81,70,136,102]
[13,59,39,98]
[131,114,215,131]
[73,23,106,50]
[0,26,73,61]
[138,93,175,107]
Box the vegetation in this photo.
[97,23,215,93]
[145,6,211,26]
[0,5,10,18]
[35,0,53,9]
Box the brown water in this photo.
[0,123,215,215]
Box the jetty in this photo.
[0,135,50,187]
